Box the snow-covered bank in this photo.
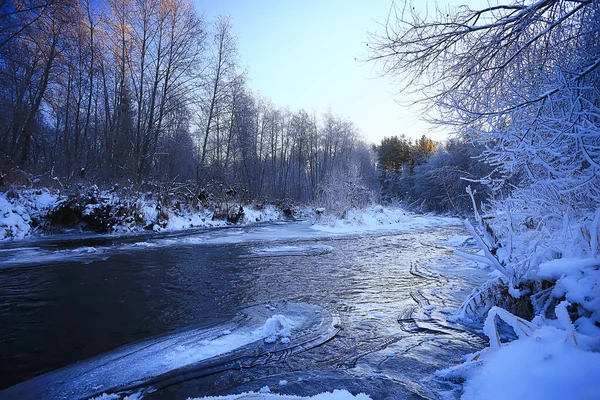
[445,322,600,400]
[187,389,372,400]
[0,187,301,240]
[441,208,600,399]
[310,205,461,234]
[1,187,461,242]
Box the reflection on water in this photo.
[0,223,488,399]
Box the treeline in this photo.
[376,134,491,213]
[0,0,376,204]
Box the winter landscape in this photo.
[1,0,599,399]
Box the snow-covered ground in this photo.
[310,205,461,234]
[0,188,461,242]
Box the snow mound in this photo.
[242,205,284,223]
[259,314,294,344]
[0,188,59,240]
[439,302,600,400]
[537,258,599,281]
[0,192,32,239]
[164,205,286,231]
[189,389,372,400]
[459,324,600,400]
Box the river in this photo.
[0,221,489,399]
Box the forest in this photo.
[0,0,379,207]
[0,0,506,219]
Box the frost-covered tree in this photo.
[369,3,600,391]
[368,0,600,210]
[368,0,600,334]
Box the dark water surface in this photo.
[0,223,488,399]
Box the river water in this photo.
[0,221,489,399]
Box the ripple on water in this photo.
[0,225,488,399]
[0,302,340,400]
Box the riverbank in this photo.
[0,185,302,240]
[0,186,461,241]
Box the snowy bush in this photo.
[438,302,600,400]
[0,192,32,239]
[314,167,376,218]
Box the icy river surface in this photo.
[0,221,489,399]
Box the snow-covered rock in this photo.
[0,192,32,239]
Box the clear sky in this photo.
[198,1,485,145]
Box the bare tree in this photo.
[197,15,238,184]
[0,0,76,166]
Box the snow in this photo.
[310,205,461,234]
[537,258,599,280]
[242,205,283,224]
[0,192,32,239]
[460,325,600,400]
[0,188,61,239]
[32,191,59,209]
[90,392,142,400]
[165,209,226,230]
[89,394,119,400]
[440,305,600,400]
[551,261,600,318]
[448,210,600,399]
[259,315,294,344]
[188,389,372,400]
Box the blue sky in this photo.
[199,1,484,144]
